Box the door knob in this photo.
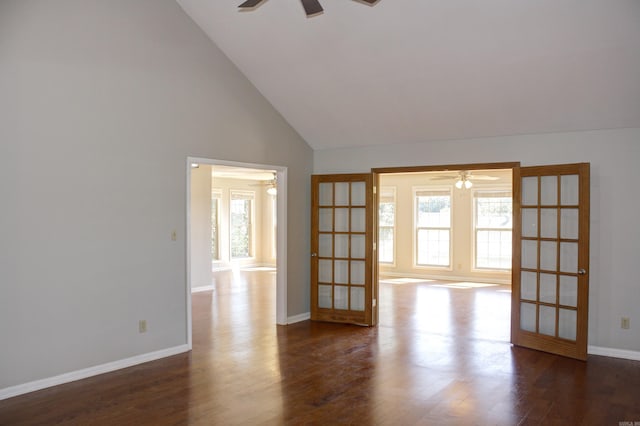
[311,253,318,257]
[578,269,587,275]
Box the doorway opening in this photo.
[374,163,517,342]
[311,161,589,359]
[186,157,288,348]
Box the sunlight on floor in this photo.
[432,282,499,289]
[379,278,434,284]
[240,266,277,272]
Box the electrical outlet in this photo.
[621,317,630,330]
[139,320,147,333]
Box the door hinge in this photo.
[373,242,376,250]
[373,186,377,194]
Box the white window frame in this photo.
[378,186,396,265]
[229,190,255,260]
[211,188,222,261]
[413,186,453,270]
[472,186,513,272]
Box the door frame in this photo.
[371,161,520,334]
[186,157,288,349]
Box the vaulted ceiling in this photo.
[177,0,640,150]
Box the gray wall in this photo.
[315,128,640,353]
[0,0,312,389]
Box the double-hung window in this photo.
[378,187,396,264]
[230,190,254,259]
[474,190,512,269]
[415,189,451,267]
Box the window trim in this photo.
[211,188,222,261]
[271,193,277,259]
[412,186,453,271]
[378,186,396,266]
[471,186,513,272]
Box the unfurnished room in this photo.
[1,0,640,424]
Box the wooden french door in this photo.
[311,174,376,325]
[511,163,590,360]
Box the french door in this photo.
[311,163,590,360]
[310,174,376,325]
[511,163,590,360]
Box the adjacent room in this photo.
[189,162,282,328]
[376,168,514,341]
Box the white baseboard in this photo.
[287,312,310,324]
[588,345,640,361]
[211,262,277,273]
[0,344,190,401]
[191,285,214,293]
[380,271,511,286]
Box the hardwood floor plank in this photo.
[1,272,639,425]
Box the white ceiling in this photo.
[398,168,512,182]
[178,0,640,150]
[211,165,276,181]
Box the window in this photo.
[378,187,396,263]
[211,189,222,261]
[415,189,451,267]
[474,190,512,269]
[230,191,254,259]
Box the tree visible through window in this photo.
[230,191,253,259]
[475,191,512,269]
[415,190,451,267]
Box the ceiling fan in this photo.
[249,172,278,195]
[239,0,378,18]
[430,171,499,189]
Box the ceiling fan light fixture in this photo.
[267,186,277,196]
[455,180,464,189]
[464,180,473,189]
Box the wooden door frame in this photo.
[373,162,521,175]
[373,161,592,361]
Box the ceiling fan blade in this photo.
[429,176,457,180]
[356,0,378,4]
[301,0,323,16]
[468,175,500,181]
[238,0,266,9]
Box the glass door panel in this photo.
[560,209,579,239]
[334,235,349,258]
[318,234,332,257]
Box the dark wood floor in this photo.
[1,271,639,425]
